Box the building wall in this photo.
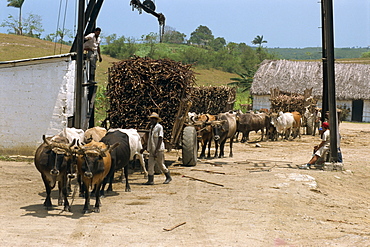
[252,95,271,111]
[0,57,76,155]
[363,100,370,122]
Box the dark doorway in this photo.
[351,100,363,122]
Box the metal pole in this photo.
[75,0,85,129]
[324,0,339,162]
[321,0,328,123]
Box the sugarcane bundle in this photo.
[106,56,195,142]
[190,86,236,114]
[270,93,305,114]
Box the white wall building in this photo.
[0,53,83,155]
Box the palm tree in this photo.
[251,35,267,47]
[228,71,254,92]
[7,0,25,35]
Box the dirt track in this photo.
[1,122,370,246]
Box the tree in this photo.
[142,32,158,57]
[189,25,214,46]
[1,15,21,34]
[1,13,43,37]
[45,28,72,44]
[7,0,25,35]
[102,34,138,59]
[228,70,254,92]
[23,14,44,38]
[209,37,226,51]
[162,26,186,44]
[251,35,267,47]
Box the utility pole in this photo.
[320,0,328,123]
[75,0,85,129]
[321,0,339,163]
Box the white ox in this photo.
[272,112,295,140]
[59,127,85,144]
[108,128,147,177]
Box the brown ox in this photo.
[34,135,75,211]
[291,111,302,139]
[211,112,237,158]
[191,114,216,159]
[77,140,118,213]
[84,126,107,143]
[237,112,270,142]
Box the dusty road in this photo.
[1,122,370,246]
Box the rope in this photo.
[53,0,63,54]
[59,0,69,54]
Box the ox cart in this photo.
[167,99,198,167]
[105,57,198,167]
[134,99,198,167]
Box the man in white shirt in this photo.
[300,122,330,169]
[83,27,102,82]
[141,112,172,185]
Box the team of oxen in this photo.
[34,127,147,214]
[189,110,306,160]
[33,109,311,214]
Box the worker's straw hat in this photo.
[148,112,161,121]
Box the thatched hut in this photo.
[251,59,370,122]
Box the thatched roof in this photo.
[251,59,370,100]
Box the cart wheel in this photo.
[182,126,197,166]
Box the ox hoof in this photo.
[64,205,71,212]
[94,208,100,213]
[82,209,90,214]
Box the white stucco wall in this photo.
[362,100,370,122]
[252,95,271,111]
[0,55,76,155]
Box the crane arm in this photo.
[130,0,165,26]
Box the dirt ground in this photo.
[1,122,370,246]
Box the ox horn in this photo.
[108,142,120,153]
[43,135,51,146]
[69,139,77,148]
[43,135,69,150]
[99,142,120,156]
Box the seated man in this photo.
[300,122,330,169]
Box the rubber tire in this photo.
[182,126,197,166]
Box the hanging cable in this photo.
[74,0,78,37]
[59,0,69,54]
[54,0,63,55]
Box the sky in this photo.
[0,0,369,48]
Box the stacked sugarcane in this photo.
[106,56,195,142]
[189,86,236,114]
[270,93,305,114]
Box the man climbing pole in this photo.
[83,27,102,82]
